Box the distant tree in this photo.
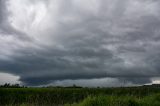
[0,83,25,88]
[4,83,10,87]
[12,84,20,88]
[73,84,77,88]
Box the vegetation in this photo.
[67,94,160,106]
[0,83,26,88]
[0,84,160,106]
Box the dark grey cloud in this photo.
[0,0,160,86]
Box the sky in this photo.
[0,0,160,87]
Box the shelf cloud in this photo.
[0,0,160,86]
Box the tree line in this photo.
[0,83,27,88]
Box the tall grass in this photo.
[0,87,160,106]
[67,94,160,106]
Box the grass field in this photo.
[0,86,160,106]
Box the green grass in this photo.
[0,87,160,106]
[67,94,160,106]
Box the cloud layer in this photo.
[0,0,160,86]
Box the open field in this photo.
[0,86,160,106]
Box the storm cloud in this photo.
[0,0,160,86]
